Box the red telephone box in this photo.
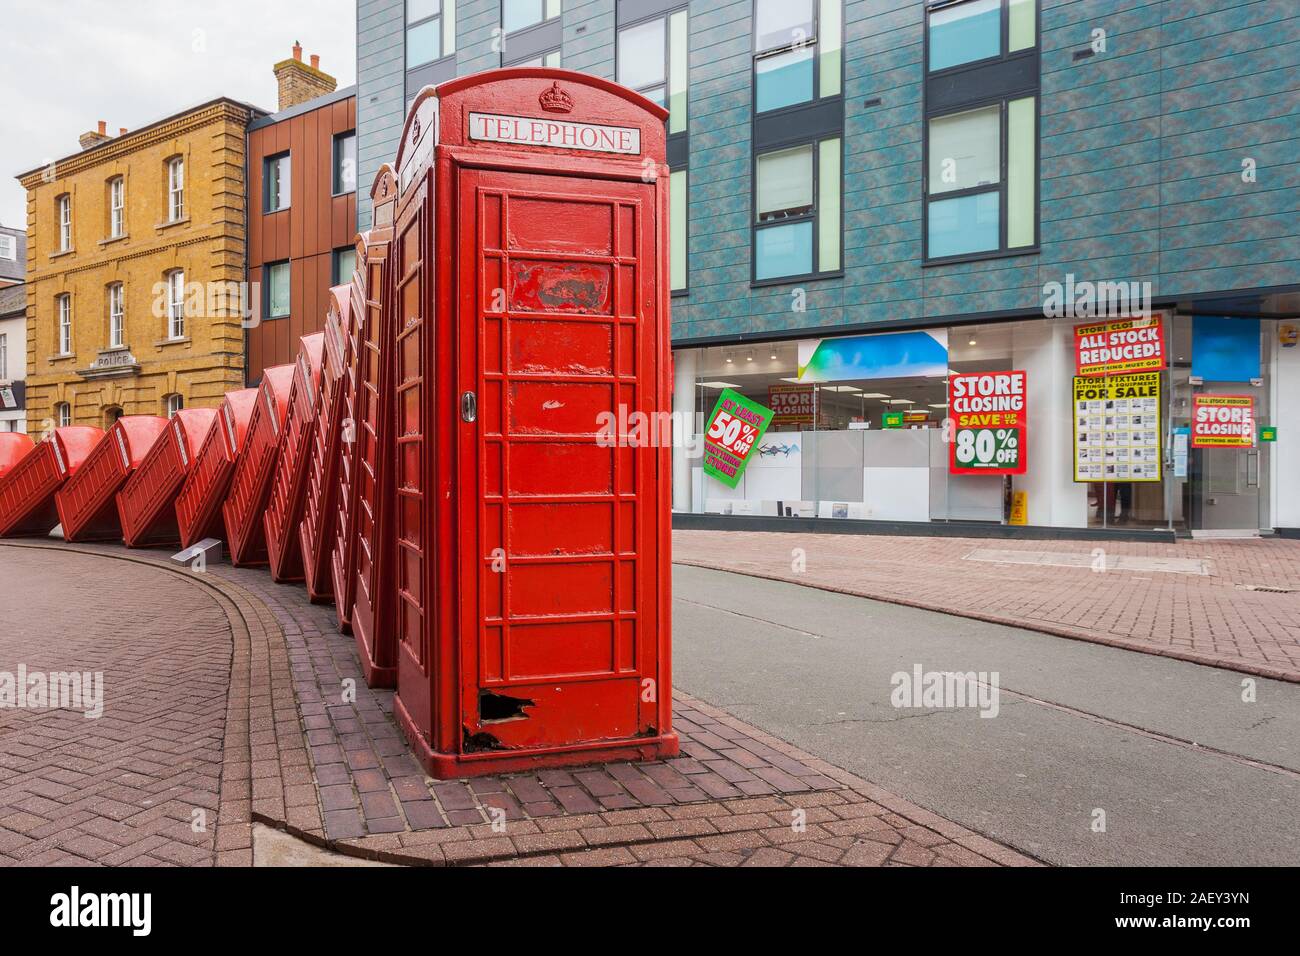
[0,433,34,479]
[0,426,103,537]
[349,168,401,687]
[300,285,355,603]
[56,416,168,542]
[117,408,218,548]
[389,70,677,777]
[222,364,294,566]
[331,166,398,635]
[264,333,326,582]
[175,388,258,549]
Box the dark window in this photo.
[332,247,357,286]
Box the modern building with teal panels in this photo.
[355,0,1299,537]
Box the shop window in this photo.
[754,137,840,281]
[264,152,291,213]
[925,97,1036,260]
[927,0,1036,73]
[333,132,356,195]
[265,261,291,320]
[753,0,840,114]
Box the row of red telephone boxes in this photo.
[0,70,680,779]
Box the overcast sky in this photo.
[0,0,357,229]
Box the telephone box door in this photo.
[456,167,666,751]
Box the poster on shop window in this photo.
[1072,372,1162,482]
[702,389,774,489]
[948,370,1027,475]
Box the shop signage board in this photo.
[1074,316,1166,377]
[768,384,814,425]
[1072,372,1162,482]
[1192,394,1256,448]
[882,411,904,429]
[703,389,773,488]
[949,370,1027,475]
[1259,424,1277,443]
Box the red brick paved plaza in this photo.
[0,541,1036,867]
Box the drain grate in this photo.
[1236,584,1297,594]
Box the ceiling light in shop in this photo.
[968,338,977,346]
[725,354,733,363]
[779,377,801,384]
[856,393,890,399]
[770,352,778,360]
[699,381,741,389]
[821,385,861,392]
[881,399,915,404]
[928,403,949,409]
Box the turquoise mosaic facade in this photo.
[356,0,1299,338]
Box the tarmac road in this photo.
[672,565,1300,866]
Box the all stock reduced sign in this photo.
[702,389,774,489]
[949,370,1028,475]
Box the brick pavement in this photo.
[672,530,1300,682]
[0,540,1039,867]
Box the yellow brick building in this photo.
[17,99,267,434]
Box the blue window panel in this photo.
[928,192,1000,258]
[756,47,815,114]
[929,1,1001,72]
[756,221,814,279]
[407,20,439,68]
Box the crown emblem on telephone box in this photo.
[539,82,574,113]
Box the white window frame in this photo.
[109,177,125,238]
[165,393,183,418]
[56,402,71,428]
[168,157,185,222]
[0,332,7,379]
[108,283,124,348]
[57,294,72,355]
[0,234,15,260]
[166,270,186,340]
[58,195,72,251]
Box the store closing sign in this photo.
[949,370,1027,475]
[1075,316,1166,377]
[767,384,814,425]
[1192,394,1256,448]
[703,389,774,489]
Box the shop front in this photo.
[671,311,1292,537]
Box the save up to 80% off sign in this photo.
[948,370,1028,475]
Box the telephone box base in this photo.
[354,630,396,689]
[393,694,680,780]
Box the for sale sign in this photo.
[1075,315,1166,377]
[1192,394,1255,448]
[949,370,1027,475]
[768,384,814,425]
[703,389,773,489]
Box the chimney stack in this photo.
[79,119,112,150]
[273,42,337,111]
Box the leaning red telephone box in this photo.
[389,70,677,777]
[300,285,355,602]
[222,364,294,566]
[332,166,398,634]
[0,426,102,537]
[264,333,325,582]
[56,416,168,542]
[0,433,34,479]
[117,408,218,548]
[175,389,258,549]
[349,167,400,687]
